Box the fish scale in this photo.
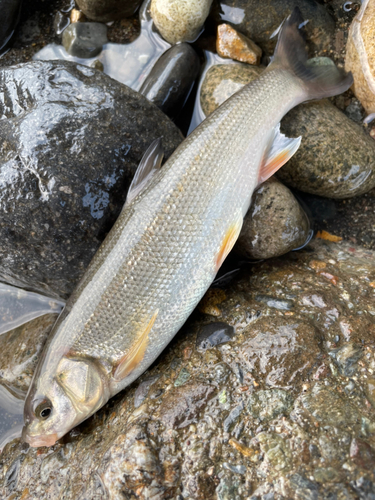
[23,8,353,447]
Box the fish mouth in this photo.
[22,428,58,448]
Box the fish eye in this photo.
[34,400,53,420]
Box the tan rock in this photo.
[217,23,262,65]
[345,0,375,114]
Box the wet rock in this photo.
[75,0,142,22]
[0,0,22,52]
[62,22,108,58]
[217,23,262,65]
[235,178,311,260]
[213,0,335,56]
[200,63,263,117]
[151,0,213,44]
[329,342,363,377]
[248,389,293,421]
[196,321,235,350]
[279,101,375,198]
[0,60,183,298]
[140,42,200,120]
[157,384,216,428]
[1,241,375,497]
[0,314,57,393]
[346,0,375,114]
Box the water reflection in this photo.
[33,0,170,92]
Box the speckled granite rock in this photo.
[1,240,375,498]
[212,0,335,56]
[0,60,183,299]
[140,43,200,119]
[279,100,375,198]
[151,0,213,44]
[75,0,142,22]
[0,0,22,52]
[62,22,108,58]
[236,178,311,260]
[346,0,375,114]
[216,23,262,65]
[200,63,263,116]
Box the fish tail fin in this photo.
[270,7,353,100]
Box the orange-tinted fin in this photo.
[215,217,243,272]
[113,310,158,382]
[257,124,301,186]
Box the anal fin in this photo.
[215,216,243,272]
[257,124,301,186]
[113,310,158,382]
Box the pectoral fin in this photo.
[125,138,164,206]
[257,124,301,186]
[215,217,243,272]
[113,310,158,382]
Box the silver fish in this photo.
[23,9,352,447]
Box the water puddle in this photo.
[33,0,170,92]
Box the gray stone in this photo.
[75,0,142,22]
[212,0,335,56]
[150,0,213,44]
[196,321,235,350]
[62,22,108,58]
[279,101,375,198]
[235,178,311,260]
[140,43,200,120]
[0,60,183,299]
[0,0,21,52]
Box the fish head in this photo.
[23,356,109,447]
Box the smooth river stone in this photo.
[75,0,142,22]
[279,101,375,198]
[0,60,183,299]
[346,0,375,114]
[140,43,200,119]
[212,0,335,56]
[0,0,22,52]
[62,22,108,58]
[235,178,311,260]
[150,0,213,44]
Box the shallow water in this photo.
[33,0,170,92]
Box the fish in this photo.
[22,8,353,447]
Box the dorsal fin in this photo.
[257,124,301,186]
[125,138,164,206]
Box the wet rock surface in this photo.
[236,178,311,260]
[1,240,375,498]
[200,63,263,117]
[0,0,22,52]
[151,0,213,44]
[279,100,375,198]
[75,0,142,23]
[62,22,108,58]
[216,23,262,65]
[346,0,375,114]
[213,0,336,56]
[140,42,200,120]
[0,60,183,299]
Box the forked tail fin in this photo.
[270,7,353,100]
